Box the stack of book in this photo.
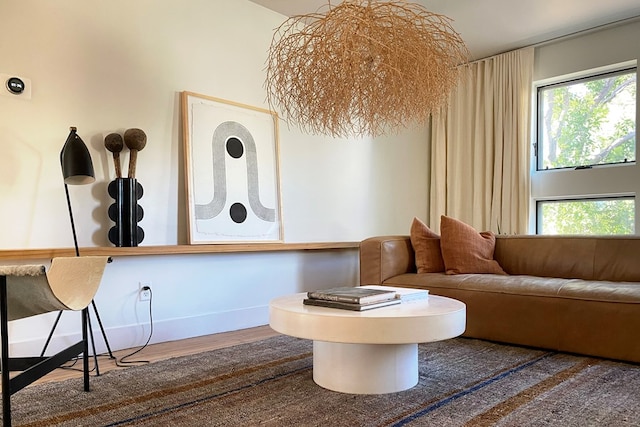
[303,286,400,311]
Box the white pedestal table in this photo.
[269,293,466,394]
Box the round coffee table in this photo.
[269,292,466,394]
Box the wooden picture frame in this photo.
[181,91,283,244]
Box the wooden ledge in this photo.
[0,242,360,261]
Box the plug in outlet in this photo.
[139,282,152,302]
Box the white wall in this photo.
[0,0,429,355]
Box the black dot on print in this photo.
[230,203,247,223]
[226,137,244,159]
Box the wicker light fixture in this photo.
[265,0,470,138]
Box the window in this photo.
[537,68,636,171]
[532,63,638,235]
[537,197,635,235]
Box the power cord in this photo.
[59,286,155,372]
[116,286,154,367]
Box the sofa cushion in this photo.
[557,280,640,303]
[409,217,445,273]
[440,216,506,275]
[384,272,640,304]
[385,273,564,298]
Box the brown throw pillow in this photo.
[409,217,445,273]
[440,215,506,275]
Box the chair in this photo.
[0,256,109,427]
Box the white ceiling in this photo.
[250,0,640,60]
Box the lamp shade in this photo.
[61,127,95,185]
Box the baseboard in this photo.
[9,305,269,356]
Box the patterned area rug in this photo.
[5,335,640,426]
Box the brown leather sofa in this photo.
[360,235,640,363]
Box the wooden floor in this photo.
[27,325,280,386]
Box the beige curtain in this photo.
[429,47,534,234]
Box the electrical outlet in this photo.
[139,282,152,302]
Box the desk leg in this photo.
[312,341,418,394]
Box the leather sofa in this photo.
[360,235,640,363]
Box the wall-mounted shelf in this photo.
[0,242,360,261]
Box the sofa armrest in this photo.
[360,236,415,285]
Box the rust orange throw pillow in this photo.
[410,217,445,273]
[440,216,506,275]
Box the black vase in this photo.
[108,178,144,247]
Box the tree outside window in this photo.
[535,68,636,235]
[538,69,636,170]
[537,198,635,235]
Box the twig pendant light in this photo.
[265,0,469,138]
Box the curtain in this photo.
[429,47,534,234]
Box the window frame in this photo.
[530,60,639,236]
[535,66,637,171]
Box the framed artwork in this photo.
[181,91,283,244]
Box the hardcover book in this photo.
[306,286,397,304]
[361,285,429,302]
[302,298,401,311]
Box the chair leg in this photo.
[82,308,90,392]
[0,278,94,426]
[1,276,12,427]
[86,316,101,376]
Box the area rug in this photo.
[4,335,640,426]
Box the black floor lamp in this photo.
[41,127,115,374]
